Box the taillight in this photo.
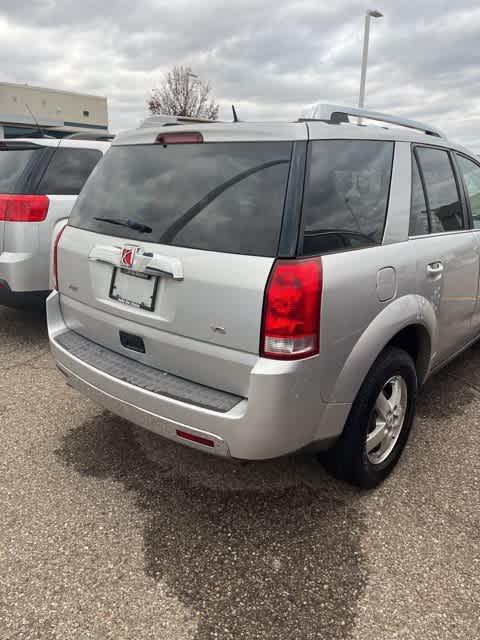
[53,225,67,291]
[261,258,322,360]
[155,132,203,145]
[0,194,49,222]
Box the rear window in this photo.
[300,140,394,255]
[0,149,38,193]
[69,142,292,257]
[37,148,103,196]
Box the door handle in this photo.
[88,245,121,266]
[426,261,444,276]
[144,254,184,280]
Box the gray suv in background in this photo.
[47,105,480,488]
[0,136,110,307]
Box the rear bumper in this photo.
[47,291,350,460]
[0,250,49,296]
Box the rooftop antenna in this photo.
[25,103,48,138]
[232,104,239,123]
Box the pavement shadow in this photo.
[56,412,368,640]
[0,303,47,342]
[0,304,49,372]
[52,339,480,638]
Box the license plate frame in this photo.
[109,268,159,312]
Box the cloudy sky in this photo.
[1,1,480,148]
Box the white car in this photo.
[0,135,111,307]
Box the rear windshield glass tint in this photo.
[301,140,394,255]
[37,148,102,195]
[69,142,292,257]
[0,149,37,193]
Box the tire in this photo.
[320,347,417,489]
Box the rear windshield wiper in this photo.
[93,217,152,234]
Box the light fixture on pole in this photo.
[358,9,383,113]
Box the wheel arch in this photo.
[386,324,431,386]
[331,295,435,403]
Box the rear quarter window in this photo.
[69,142,292,257]
[37,147,102,196]
[300,140,394,256]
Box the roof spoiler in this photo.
[140,114,220,128]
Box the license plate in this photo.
[109,268,159,311]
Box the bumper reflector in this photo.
[176,430,215,448]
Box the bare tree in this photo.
[148,66,219,120]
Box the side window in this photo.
[37,148,102,195]
[456,154,480,229]
[409,155,429,236]
[301,140,394,255]
[415,147,464,232]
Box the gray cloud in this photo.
[1,1,480,149]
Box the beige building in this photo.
[0,82,109,138]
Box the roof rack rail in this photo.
[299,103,445,138]
[64,132,115,141]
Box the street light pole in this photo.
[186,70,198,92]
[358,9,383,112]
[184,70,199,117]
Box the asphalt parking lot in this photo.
[0,304,478,640]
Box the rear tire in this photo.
[320,347,417,489]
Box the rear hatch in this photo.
[58,125,305,396]
[0,141,48,254]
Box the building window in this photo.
[4,126,43,138]
[83,110,90,117]
[12,96,17,103]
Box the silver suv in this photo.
[0,136,110,307]
[47,105,480,488]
